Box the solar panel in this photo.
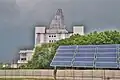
[76,53,95,57]
[51,61,72,66]
[95,58,117,62]
[95,62,118,68]
[97,52,116,54]
[73,61,94,67]
[96,53,117,57]
[74,57,94,61]
[78,45,96,48]
[97,48,117,52]
[55,53,74,57]
[53,57,73,61]
[78,49,96,52]
[97,44,117,48]
[57,49,75,52]
[95,45,118,68]
[50,46,76,67]
[73,49,95,67]
[50,44,120,68]
[57,45,77,50]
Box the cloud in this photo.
[0,0,120,62]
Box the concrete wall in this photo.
[0,69,120,80]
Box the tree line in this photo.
[20,30,120,69]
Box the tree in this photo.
[26,43,56,69]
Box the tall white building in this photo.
[35,9,84,46]
[17,9,85,65]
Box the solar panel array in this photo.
[50,44,120,68]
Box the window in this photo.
[52,35,53,37]
[50,40,53,42]
[21,58,26,61]
[21,53,26,56]
[49,40,56,42]
[54,35,56,37]
[54,40,56,42]
[49,35,51,37]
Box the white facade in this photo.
[10,64,18,68]
[73,26,84,35]
[35,26,84,45]
[35,27,46,45]
[17,50,33,64]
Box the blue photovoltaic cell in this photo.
[78,49,96,52]
[51,61,72,66]
[75,53,95,57]
[50,48,75,67]
[57,45,77,50]
[97,45,117,48]
[53,57,73,61]
[74,57,94,61]
[57,49,75,52]
[97,52,117,54]
[95,58,117,62]
[97,48,117,52]
[55,53,74,57]
[95,62,118,68]
[56,52,74,54]
[78,45,96,48]
[96,53,117,57]
[78,48,95,50]
[73,61,94,67]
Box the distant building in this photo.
[17,50,33,65]
[35,9,84,46]
[17,9,85,65]
[10,63,18,68]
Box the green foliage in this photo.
[26,43,56,69]
[24,30,120,69]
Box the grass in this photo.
[0,78,54,80]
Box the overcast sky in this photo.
[0,0,120,62]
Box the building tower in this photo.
[47,9,68,33]
[50,9,65,29]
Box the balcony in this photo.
[17,60,28,64]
